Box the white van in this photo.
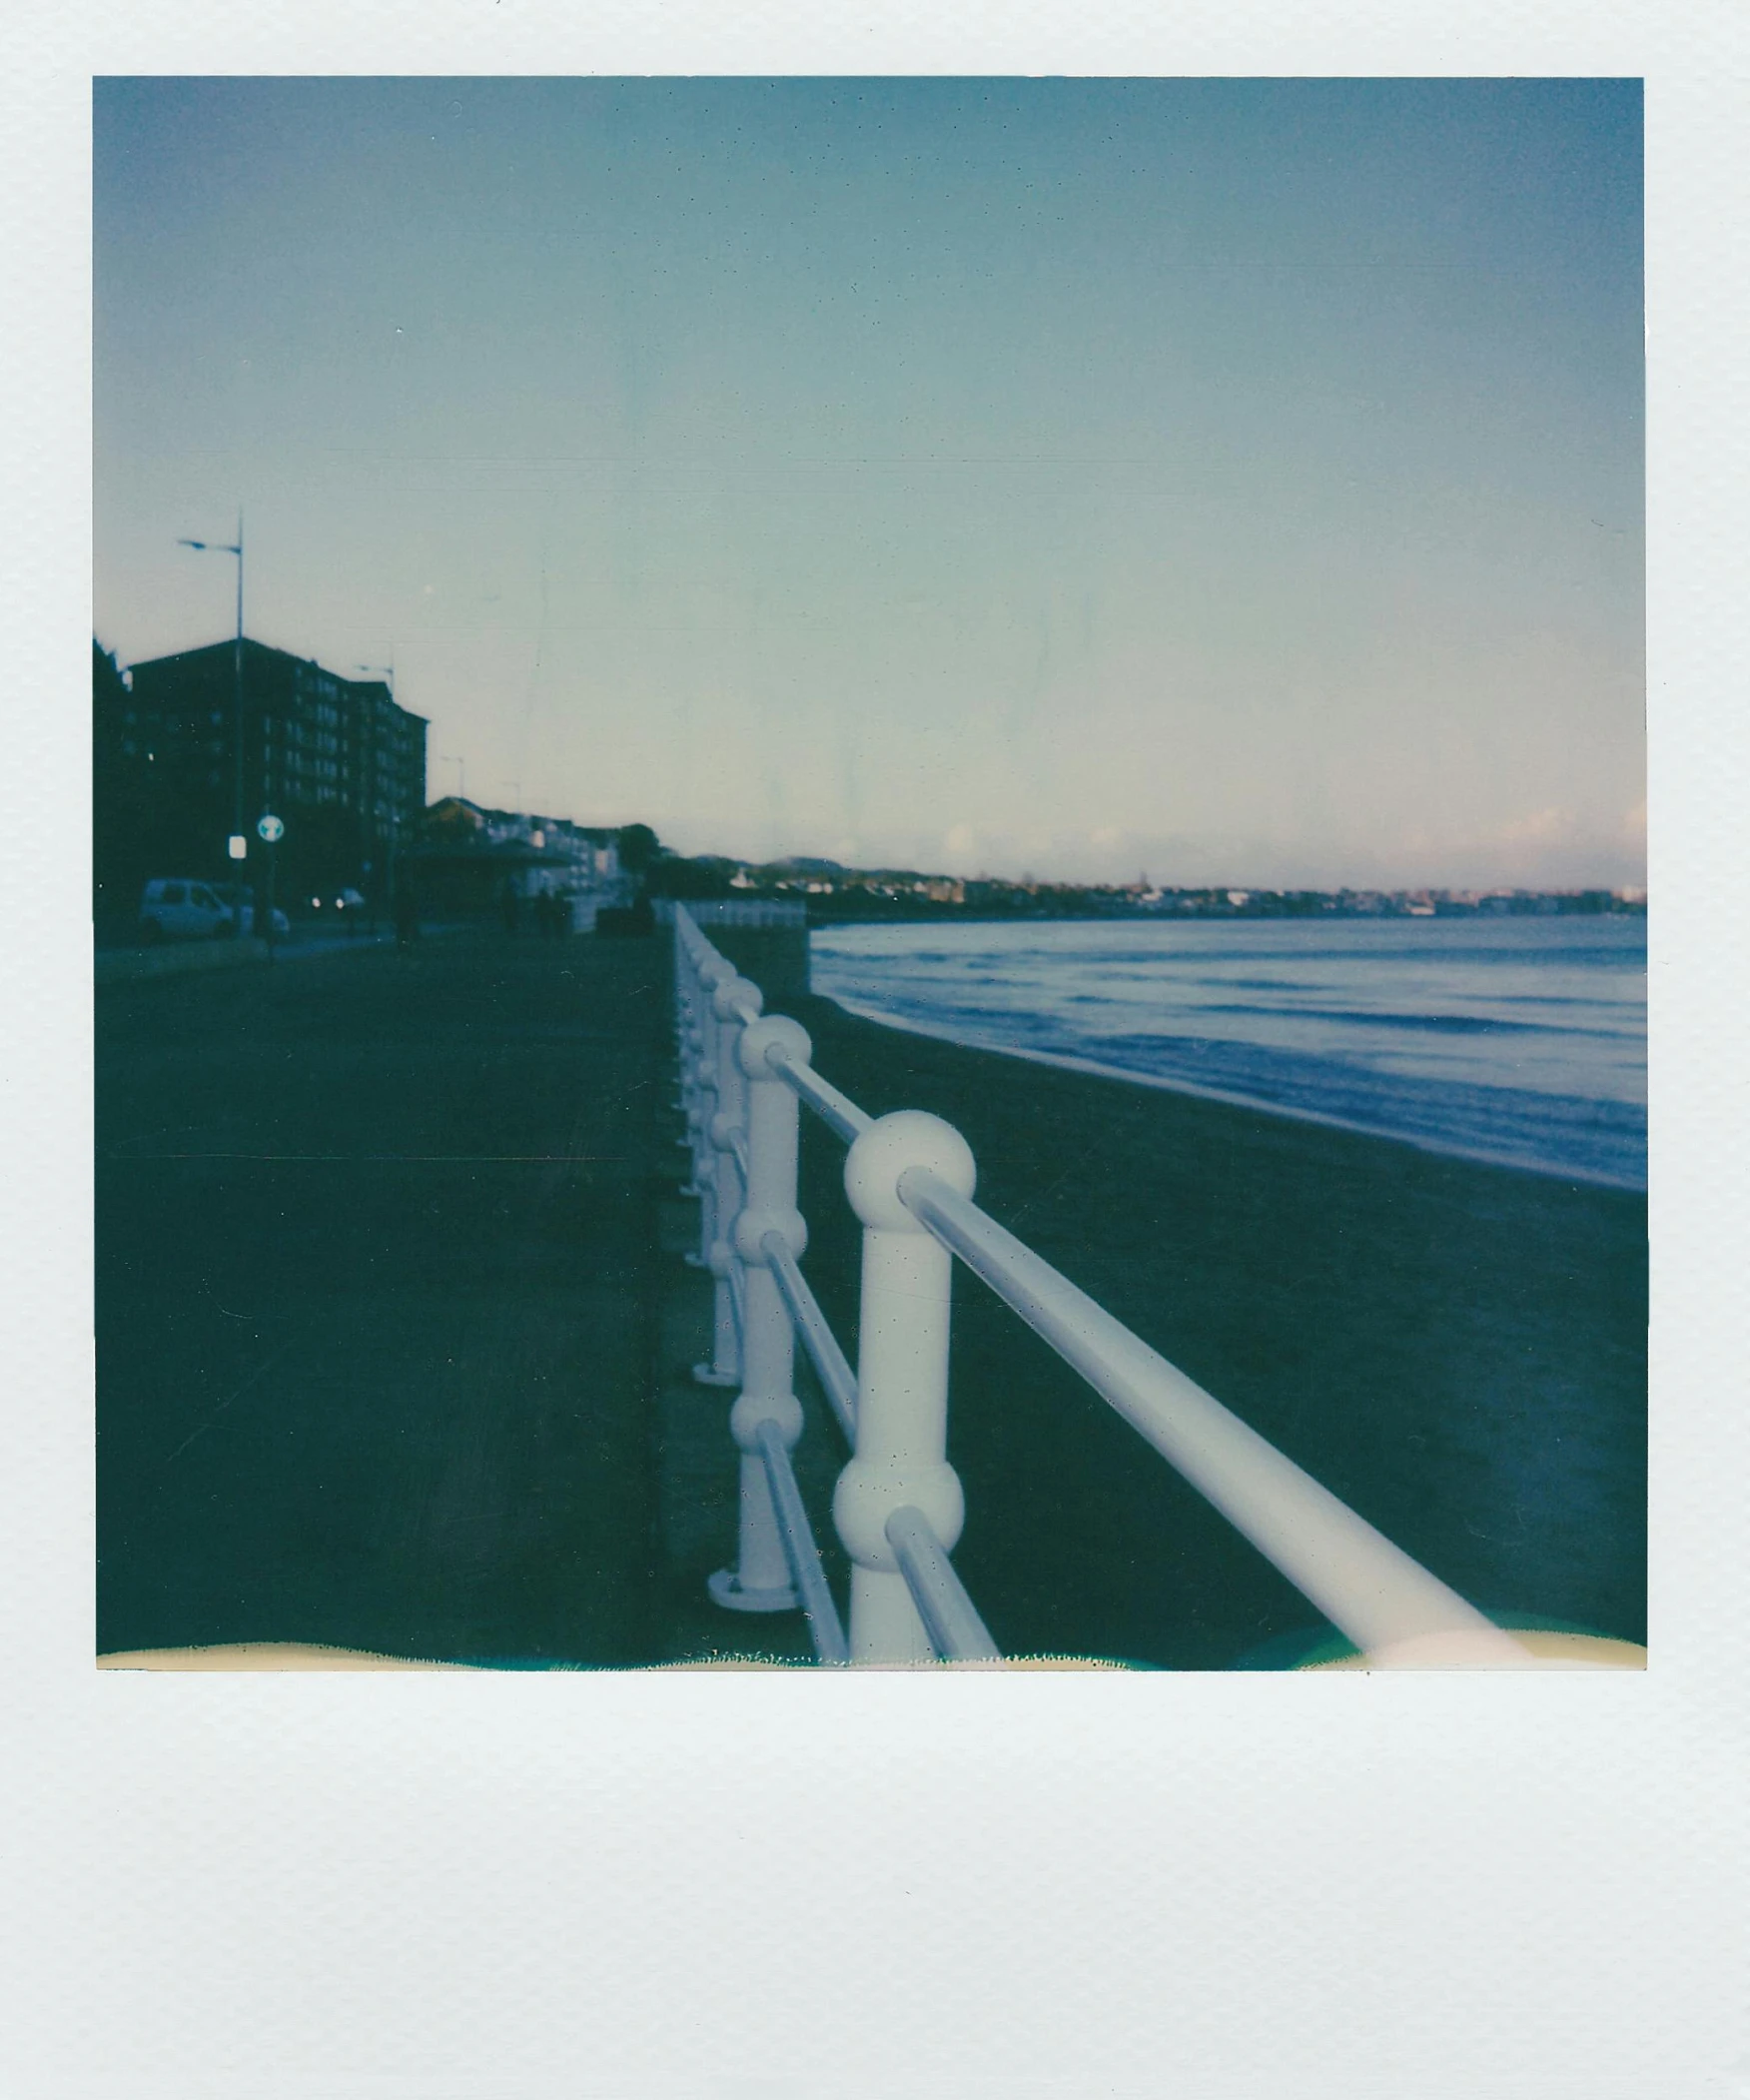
[137,879,293,942]
[138,878,237,941]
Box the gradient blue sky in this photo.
[94,77,1643,886]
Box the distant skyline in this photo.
[94,77,1643,888]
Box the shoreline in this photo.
[819,988,1646,1194]
[796,902,1648,928]
[778,983,1647,1666]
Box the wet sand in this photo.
[777,987,1647,1668]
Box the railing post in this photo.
[680,957,722,1251]
[678,999,708,1201]
[708,1013,813,1613]
[834,1111,977,1662]
[687,956,736,1382]
[681,980,713,1219]
[675,929,708,1201]
[697,969,759,1390]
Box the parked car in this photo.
[138,879,289,942]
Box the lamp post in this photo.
[439,753,466,800]
[178,512,246,937]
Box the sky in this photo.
[93,76,1644,888]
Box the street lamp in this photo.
[439,753,466,800]
[178,512,246,937]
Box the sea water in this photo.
[811,915,1647,1189]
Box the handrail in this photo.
[667,902,1539,1669]
[896,1165,1532,1665]
[885,1506,1002,1663]
[761,1230,858,1443]
[764,1042,874,1144]
[754,1421,849,1665]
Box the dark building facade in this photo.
[97,636,428,921]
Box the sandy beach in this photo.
[776,986,1647,1668]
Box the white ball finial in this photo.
[712,972,762,1021]
[738,1013,810,1079]
[844,1110,976,1234]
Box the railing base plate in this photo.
[707,1568,798,1614]
[692,1362,739,1388]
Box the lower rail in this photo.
[885,1507,1002,1663]
[763,1230,858,1443]
[754,1421,849,1665]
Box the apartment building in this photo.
[102,637,428,915]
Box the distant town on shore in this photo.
[645,849,1648,924]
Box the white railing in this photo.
[670,904,1540,1669]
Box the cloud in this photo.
[1498,806,1572,844]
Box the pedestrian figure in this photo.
[499,879,519,936]
[395,882,420,947]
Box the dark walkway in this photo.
[97,929,672,1664]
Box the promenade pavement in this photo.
[97,923,792,1666]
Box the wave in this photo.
[1188,1004,1623,1037]
[824,994,1647,1190]
[812,918,1646,1190]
